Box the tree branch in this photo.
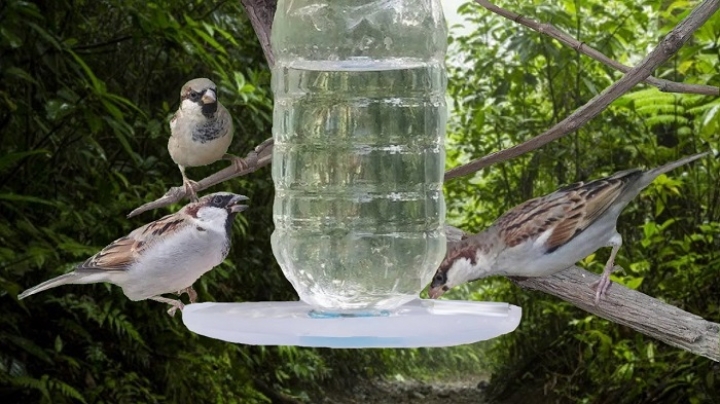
[126,138,273,218]
[444,0,720,181]
[240,0,277,67]
[510,267,720,362]
[474,0,720,96]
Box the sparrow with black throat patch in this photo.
[18,192,249,316]
[168,78,247,201]
[429,151,711,304]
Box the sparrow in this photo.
[18,192,249,316]
[429,151,711,304]
[168,78,241,201]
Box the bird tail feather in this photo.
[18,273,79,300]
[640,151,713,187]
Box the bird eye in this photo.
[434,274,445,282]
[189,91,200,100]
[212,195,225,206]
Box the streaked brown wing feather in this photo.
[79,236,139,271]
[496,169,641,252]
[496,195,575,249]
[78,213,189,271]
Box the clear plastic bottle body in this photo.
[270,0,447,311]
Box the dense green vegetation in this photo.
[1,0,718,403]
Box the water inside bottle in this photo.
[271,60,447,311]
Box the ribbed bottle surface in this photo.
[271,1,447,311]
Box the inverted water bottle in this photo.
[270,0,449,311]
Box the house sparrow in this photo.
[429,151,711,304]
[168,78,243,201]
[18,192,249,316]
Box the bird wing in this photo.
[495,169,642,253]
[77,212,191,272]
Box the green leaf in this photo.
[0,150,48,172]
[67,49,105,94]
[621,276,644,290]
[54,335,63,352]
[0,193,57,206]
[6,335,53,364]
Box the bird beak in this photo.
[428,286,446,299]
[200,89,218,115]
[229,195,249,214]
[201,89,217,105]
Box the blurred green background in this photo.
[1,0,718,403]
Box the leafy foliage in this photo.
[441,0,720,402]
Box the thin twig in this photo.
[475,0,719,96]
[445,0,720,181]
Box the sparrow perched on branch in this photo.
[168,78,241,201]
[429,151,711,304]
[18,192,249,316]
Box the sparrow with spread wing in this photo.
[168,78,245,201]
[18,192,249,316]
[429,151,711,304]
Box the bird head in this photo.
[428,261,456,299]
[185,192,249,230]
[180,78,219,117]
[428,245,489,299]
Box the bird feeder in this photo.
[183,0,521,348]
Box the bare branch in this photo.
[127,139,274,218]
[445,0,720,181]
[510,267,720,362]
[241,0,277,67]
[475,0,720,96]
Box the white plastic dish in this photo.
[182,299,522,348]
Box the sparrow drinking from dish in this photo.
[18,192,249,316]
[168,78,242,201]
[429,151,711,304]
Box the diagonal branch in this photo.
[444,0,720,181]
[475,0,719,96]
[440,224,720,361]
[240,0,277,67]
[127,138,274,218]
[510,267,720,362]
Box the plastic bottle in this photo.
[270,0,447,311]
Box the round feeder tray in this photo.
[182,299,522,348]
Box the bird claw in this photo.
[224,138,273,174]
[590,264,622,305]
[177,286,198,303]
[183,179,200,202]
[590,276,610,305]
[166,300,185,317]
[224,153,254,173]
